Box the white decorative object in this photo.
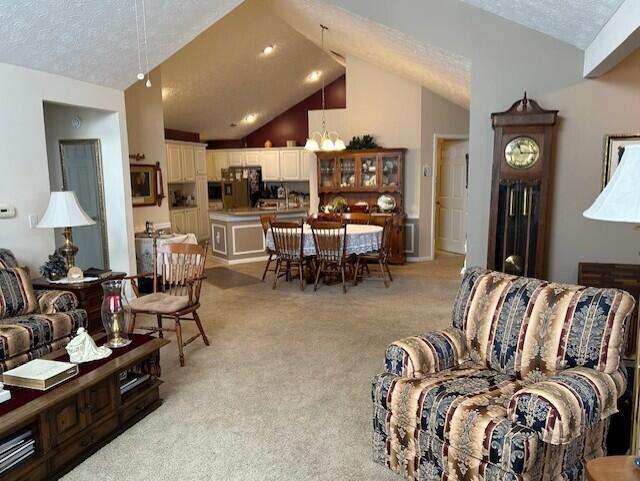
[65,328,112,363]
[0,383,10,404]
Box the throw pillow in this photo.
[0,267,37,318]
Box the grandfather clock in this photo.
[487,94,558,279]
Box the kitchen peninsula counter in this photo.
[209,208,307,263]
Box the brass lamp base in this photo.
[58,226,78,269]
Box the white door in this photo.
[280,150,301,180]
[181,145,196,181]
[195,147,207,175]
[195,176,209,240]
[260,150,280,181]
[435,139,468,254]
[60,141,107,269]
[300,150,313,180]
[166,143,182,182]
[228,151,244,167]
[185,209,198,235]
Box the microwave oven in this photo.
[208,181,222,201]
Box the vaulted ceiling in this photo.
[160,0,344,140]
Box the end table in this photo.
[586,456,640,481]
[32,274,125,334]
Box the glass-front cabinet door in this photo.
[381,153,401,190]
[338,157,356,189]
[359,156,378,189]
[319,158,337,190]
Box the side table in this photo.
[586,456,640,481]
[32,274,125,334]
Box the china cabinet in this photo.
[316,148,406,264]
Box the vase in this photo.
[101,280,132,348]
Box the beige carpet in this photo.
[63,255,463,481]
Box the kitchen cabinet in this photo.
[181,145,196,181]
[207,150,228,181]
[170,207,198,235]
[300,150,313,181]
[280,150,301,180]
[229,151,244,167]
[260,150,280,181]
[185,208,198,235]
[170,209,186,233]
[244,151,259,166]
[195,176,209,240]
[166,143,182,183]
[195,147,207,175]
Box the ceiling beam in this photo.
[583,0,640,77]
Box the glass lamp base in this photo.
[105,336,132,349]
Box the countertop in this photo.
[209,207,307,220]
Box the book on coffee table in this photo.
[2,359,78,390]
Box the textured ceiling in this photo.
[460,0,625,49]
[161,0,344,139]
[267,0,471,109]
[0,0,242,89]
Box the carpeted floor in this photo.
[63,255,463,481]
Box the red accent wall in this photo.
[241,74,346,149]
[164,128,200,143]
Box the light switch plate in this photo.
[423,165,432,177]
[28,214,39,229]
[0,204,16,218]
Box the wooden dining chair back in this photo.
[127,240,210,366]
[308,212,343,223]
[342,212,370,225]
[260,214,277,281]
[354,216,393,287]
[270,221,305,290]
[310,221,348,293]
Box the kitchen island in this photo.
[209,207,308,264]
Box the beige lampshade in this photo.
[37,191,95,228]
[583,145,640,223]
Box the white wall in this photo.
[0,62,135,276]
[125,68,171,232]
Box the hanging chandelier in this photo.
[305,25,346,152]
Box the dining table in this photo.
[265,223,383,256]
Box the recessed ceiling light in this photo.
[262,45,275,55]
[306,70,322,83]
[242,113,258,124]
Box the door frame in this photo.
[59,139,110,269]
[430,134,469,258]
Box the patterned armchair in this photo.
[0,249,86,372]
[372,267,635,481]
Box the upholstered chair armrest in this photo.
[507,367,622,445]
[384,327,468,377]
[36,289,79,314]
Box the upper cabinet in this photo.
[206,148,311,182]
[165,141,207,183]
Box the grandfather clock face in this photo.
[488,95,557,279]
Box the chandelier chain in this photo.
[134,0,142,75]
[141,0,151,82]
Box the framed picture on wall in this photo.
[602,134,640,189]
[130,162,164,207]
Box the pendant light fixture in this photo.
[134,0,152,88]
[305,25,345,152]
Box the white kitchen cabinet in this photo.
[195,175,209,240]
[244,151,260,166]
[206,151,216,181]
[260,150,280,181]
[166,143,182,183]
[185,208,198,235]
[181,145,196,182]
[228,151,244,167]
[195,147,207,175]
[280,150,301,180]
[300,150,313,181]
[171,209,186,233]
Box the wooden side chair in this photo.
[307,212,343,223]
[354,217,393,287]
[127,240,209,367]
[342,212,370,225]
[260,214,277,281]
[310,220,348,293]
[271,221,305,291]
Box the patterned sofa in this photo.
[372,267,635,481]
[0,249,86,372]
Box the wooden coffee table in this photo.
[586,456,640,481]
[0,334,169,481]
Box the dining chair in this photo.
[308,212,343,223]
[353,216,393,287]
[271,220,305,291]
[127,240,210,367]
[260,214,277,281]
[342,212,370,225]
[310,220,348,294]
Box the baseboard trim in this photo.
[406,256,434,262]
[210,255,269,265]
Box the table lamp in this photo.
[37,191,95,270]
[583,144,640,460]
